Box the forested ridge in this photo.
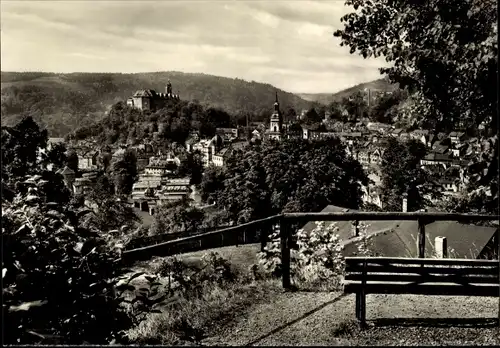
[1,71,316,137]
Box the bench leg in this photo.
[355,292,361,320]
[359,291,366,326]
[355,292,366,326]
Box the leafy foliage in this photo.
[335,0,498,214]
[112,148,138,195]
[2,116,48,182]
[199,165,226,204]
[257,221,375,290]
[82,174,141,232]
[2,175,133,344]
[212,138,367,223]
[380,138,437,211]
[149,200,205,236]
[334,0,497,134]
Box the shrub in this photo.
[2,175,135,344]
[257,221,374,290]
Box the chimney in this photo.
[402,197,408,212]
[435,236,448,258]
[352,220,359,237]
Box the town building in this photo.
[57,166,76,192]
[186,134,224,167]
[449,131,466,144]
[131,178,191,215]
[144,154,180,176]
[78,150,99,171]
[216,128,239,142]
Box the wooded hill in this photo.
[298,78,400,105]
[1,71,316,137]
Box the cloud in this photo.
[1,0,387,93]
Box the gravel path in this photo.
[202,292,500,346]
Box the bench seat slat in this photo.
[345,265,498,276]
[344,281,499,297]
[345,257,498,267]
[345,273,499,284]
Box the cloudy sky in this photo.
[1,0,388,93]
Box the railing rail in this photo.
[122,211,499,289]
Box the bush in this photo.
[257,221,374,290]
[2,175,134,344]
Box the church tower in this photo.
[268,91,283,141]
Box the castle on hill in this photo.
[127,80,180,112]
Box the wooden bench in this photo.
[344,257,499,324]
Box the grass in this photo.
[126,279,281,345]
[124,243,281,345]
[134,208,155,228]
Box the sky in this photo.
[1,0,388,93]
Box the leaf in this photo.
[144,275,157,283]
[116,284,135,292]
[2,268,7,279]
[74,242,84,253]
[9,300,48,312]
[126,272,145,283]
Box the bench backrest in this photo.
[344,257,499,296]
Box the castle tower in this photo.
[268,91,283,141]
[166,79,173,97]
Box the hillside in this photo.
[298,78,400,105]
[1,71,315,137]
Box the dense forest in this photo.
[67,98,245,146]
[1,71,316,137]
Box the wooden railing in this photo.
[122,211,499,290]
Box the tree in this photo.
[177,150,203,185]
[327,101,345,121]
[302,107,322,125]
[112,149,137,195]
[380,138,436,211]
[284,107,298,123]
[342,92,368,121]
[334,0,497,134]
[2,173,132,345]
[150,199,205,235]
[1,116,48,181]
[215,138,368,223]
[83,174,140,232]
[199,165,225,204]
[43,143,67,172]
[369,90,407,124]
[99,150,113,172]
[334,0,498,214]
[65,149,79,173]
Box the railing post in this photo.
[261,223,270,252]
[418,218,426,258]
[280,216,291,290]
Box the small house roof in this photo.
[58,166,75,175]
[133,89,156,98]
[449,131,465,138]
